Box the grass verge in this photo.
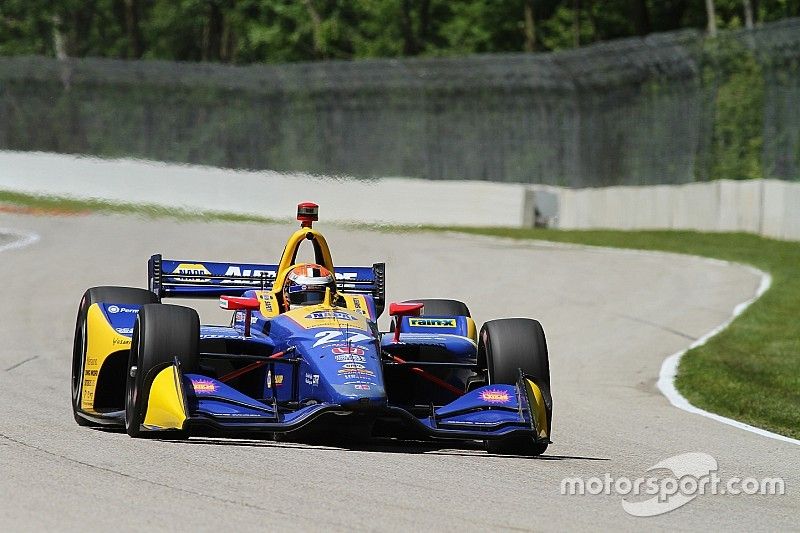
[445,227,800,440]
[0,190,282,224]
[1,190,797,439]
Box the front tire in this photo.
[479,318,551,456]
[71,286,158,426]
[125,304,199,438]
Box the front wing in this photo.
[139,364,551,444]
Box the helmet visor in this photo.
[287,285,327,306]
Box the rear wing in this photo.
[148,255,385,317]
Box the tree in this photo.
[630,0,651,35]
[123,0,144,58]
[523,0,536,52]
[742,0,754,28]
[706,0,718,36]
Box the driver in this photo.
[282,263,337,310]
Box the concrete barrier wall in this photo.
[0,151,797,241]
[0,151,529,227]
[549,179,799,241]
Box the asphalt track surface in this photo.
[0,213,796,531]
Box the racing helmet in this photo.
[283,263,336,309]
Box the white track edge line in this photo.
[656,267,800,446]
[453,232,800,446]
[0,228,40,253]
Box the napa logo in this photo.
[409,318,457,328]
[172,263,211,283]
[305,311,357,321]
[222,266,277,285]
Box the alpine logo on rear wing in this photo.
[148,255,385,316]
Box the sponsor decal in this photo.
[334,354,367,363]
[306,310,357,321]
[115,327,134,335]
[408,318,457,328]
[172,263,211,283]
[334,272,357,281]
[337,368,375,378]
[342,362,366,370]
[87,358,97,366]
[84,369,98,377]
[351,297,371,318]
[112,338,131,346]
[265,371,284,388]
[222,266,276,285]
[260,293,274,313]
[305,373,320,386]
[332,346,365,356]
[354,384,370,391]
[192,379,217,393]
[479,388,511,404]
[107,305,138,314]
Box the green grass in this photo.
[0,190,284,224]
[442,227,800,439]
[2,190,798,438]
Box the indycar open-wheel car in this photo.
[71,202,553,455]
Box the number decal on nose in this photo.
[312,330,372,347]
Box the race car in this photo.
[71,202,553,455]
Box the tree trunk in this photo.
[51,14,72,90]
[585,0,598,42]
[124,0,143,58]
[523,0,536,52]
[52,15,68,60]
[630,0,651,36]
[400,0,418,55]
[301,0,325,59]
[204,1,224,61]
[573,0,581,48]
[705,0,717,37]
[418,0,431,52]
[742,0,754,29]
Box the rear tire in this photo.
[405,298,471,317]
[479,318,551,456]
[390,299,472,332]
[125,304,199,438]
[71,287,158,426]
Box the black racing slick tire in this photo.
[390,299,472,333]
[125,304,199,438]
[71,286,159,427]
[479,318,551,456]
[406,299,471,318]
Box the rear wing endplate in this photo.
[148,255,385,317]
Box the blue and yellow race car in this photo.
[71,203,553,455]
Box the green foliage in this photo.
[705,37,766,180]
[2,0,798,62]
